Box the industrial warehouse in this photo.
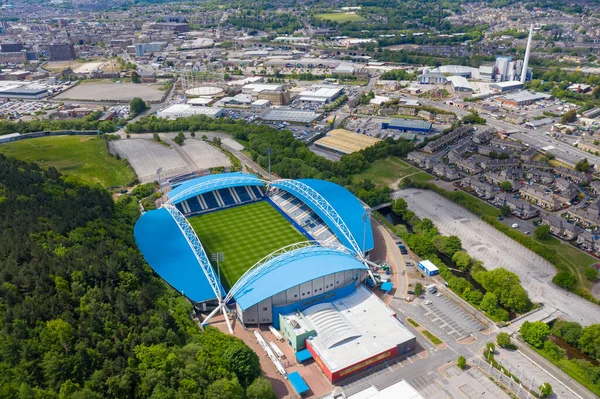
[314,128,381,155]
[134,172,416,389]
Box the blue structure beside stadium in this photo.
[134,207,222,303]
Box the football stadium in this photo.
[134,172,416,383]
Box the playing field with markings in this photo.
[187,201,307,289]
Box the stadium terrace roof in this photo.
[270,179,374,252]
[167,172,264,205]
[134,207,222,303]
[233,246,368,310]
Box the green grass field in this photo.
[0,136,135,187]
[315,13,365,22]
[352,156,433,188]
[188,201,307,289]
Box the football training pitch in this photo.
[187,201,307,289]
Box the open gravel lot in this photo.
[110,139,188,182]
[179,139,231,171]
[55,82,164,102]
[395,188,600,325]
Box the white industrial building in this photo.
[447,76,473,92]
[297,86,343,104]
[241,83,285,96]
[157,104,224,119]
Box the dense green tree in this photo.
[449,277,470,295]
[457,355,466,370]
[205,378,245,399]
[539,382,553,398]
[414,282,423,296]
[452,251,471,271]
[553,270,578,290]
[130,97,148,117]
[497,332,511,348]
[0,155,265,398]
[479,292,499,313]
[552,320,583,347]
[500,205,512,216]
[521,321,550,348]
[579,324,600,360]
[474,268,532,313]
[535,224,551,240]
[246,377,276,399]
[173,132,186,146]
[575,158,590,172]
[500,181,513,192]
[561,109,577,123]
[223,343,261,388]
[131,71,141,83]
[392,198,408,216]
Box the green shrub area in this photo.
[0,154,275,398]
[407,318,420,327]
[520,321,600,396]
[422,330,443,345]
[402,177,599,304]
[391,198,531,322]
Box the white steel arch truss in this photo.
[268,179,362,255]
[168,176,265,205]
[224,241,352,303]
[163,203,233,333]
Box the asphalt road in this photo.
[394,188,600,326]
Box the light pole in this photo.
[211,252,224,284]
[265,148,272,181]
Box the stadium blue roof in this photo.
[167,172,264,205]
[234,246,367,310]
[134,208,222,303]
[270,179,374,252]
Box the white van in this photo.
[512,223,519,228]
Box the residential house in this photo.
[422,124,473,154]
[556,166,591,185]
[525,170,554,185]
[567,207,600,228]
[432,164,460,181]
[591,181,600,196]
[520,185,562,211]
[493,193,539,219]
[522,160,552,171]
[577,231,598,251]
[461,177,494,199]
[480,158,520,171]
[472,128,495,144]
[490,138,526,152]
[454,158,483,175]
[520,146,538,161]
[542,215,582,240]
[407,151,430,168]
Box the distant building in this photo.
[0,43,24,53]
[381,118,432,134]
[48,43,76,61]
[152,22,189,33]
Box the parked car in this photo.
[512,223,519,228]
[424,300,433,305]
[407,290,415,295]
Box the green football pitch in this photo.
[187,201,307,289]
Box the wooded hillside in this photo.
[0,154,272,399]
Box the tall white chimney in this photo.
[521,24,533,83]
